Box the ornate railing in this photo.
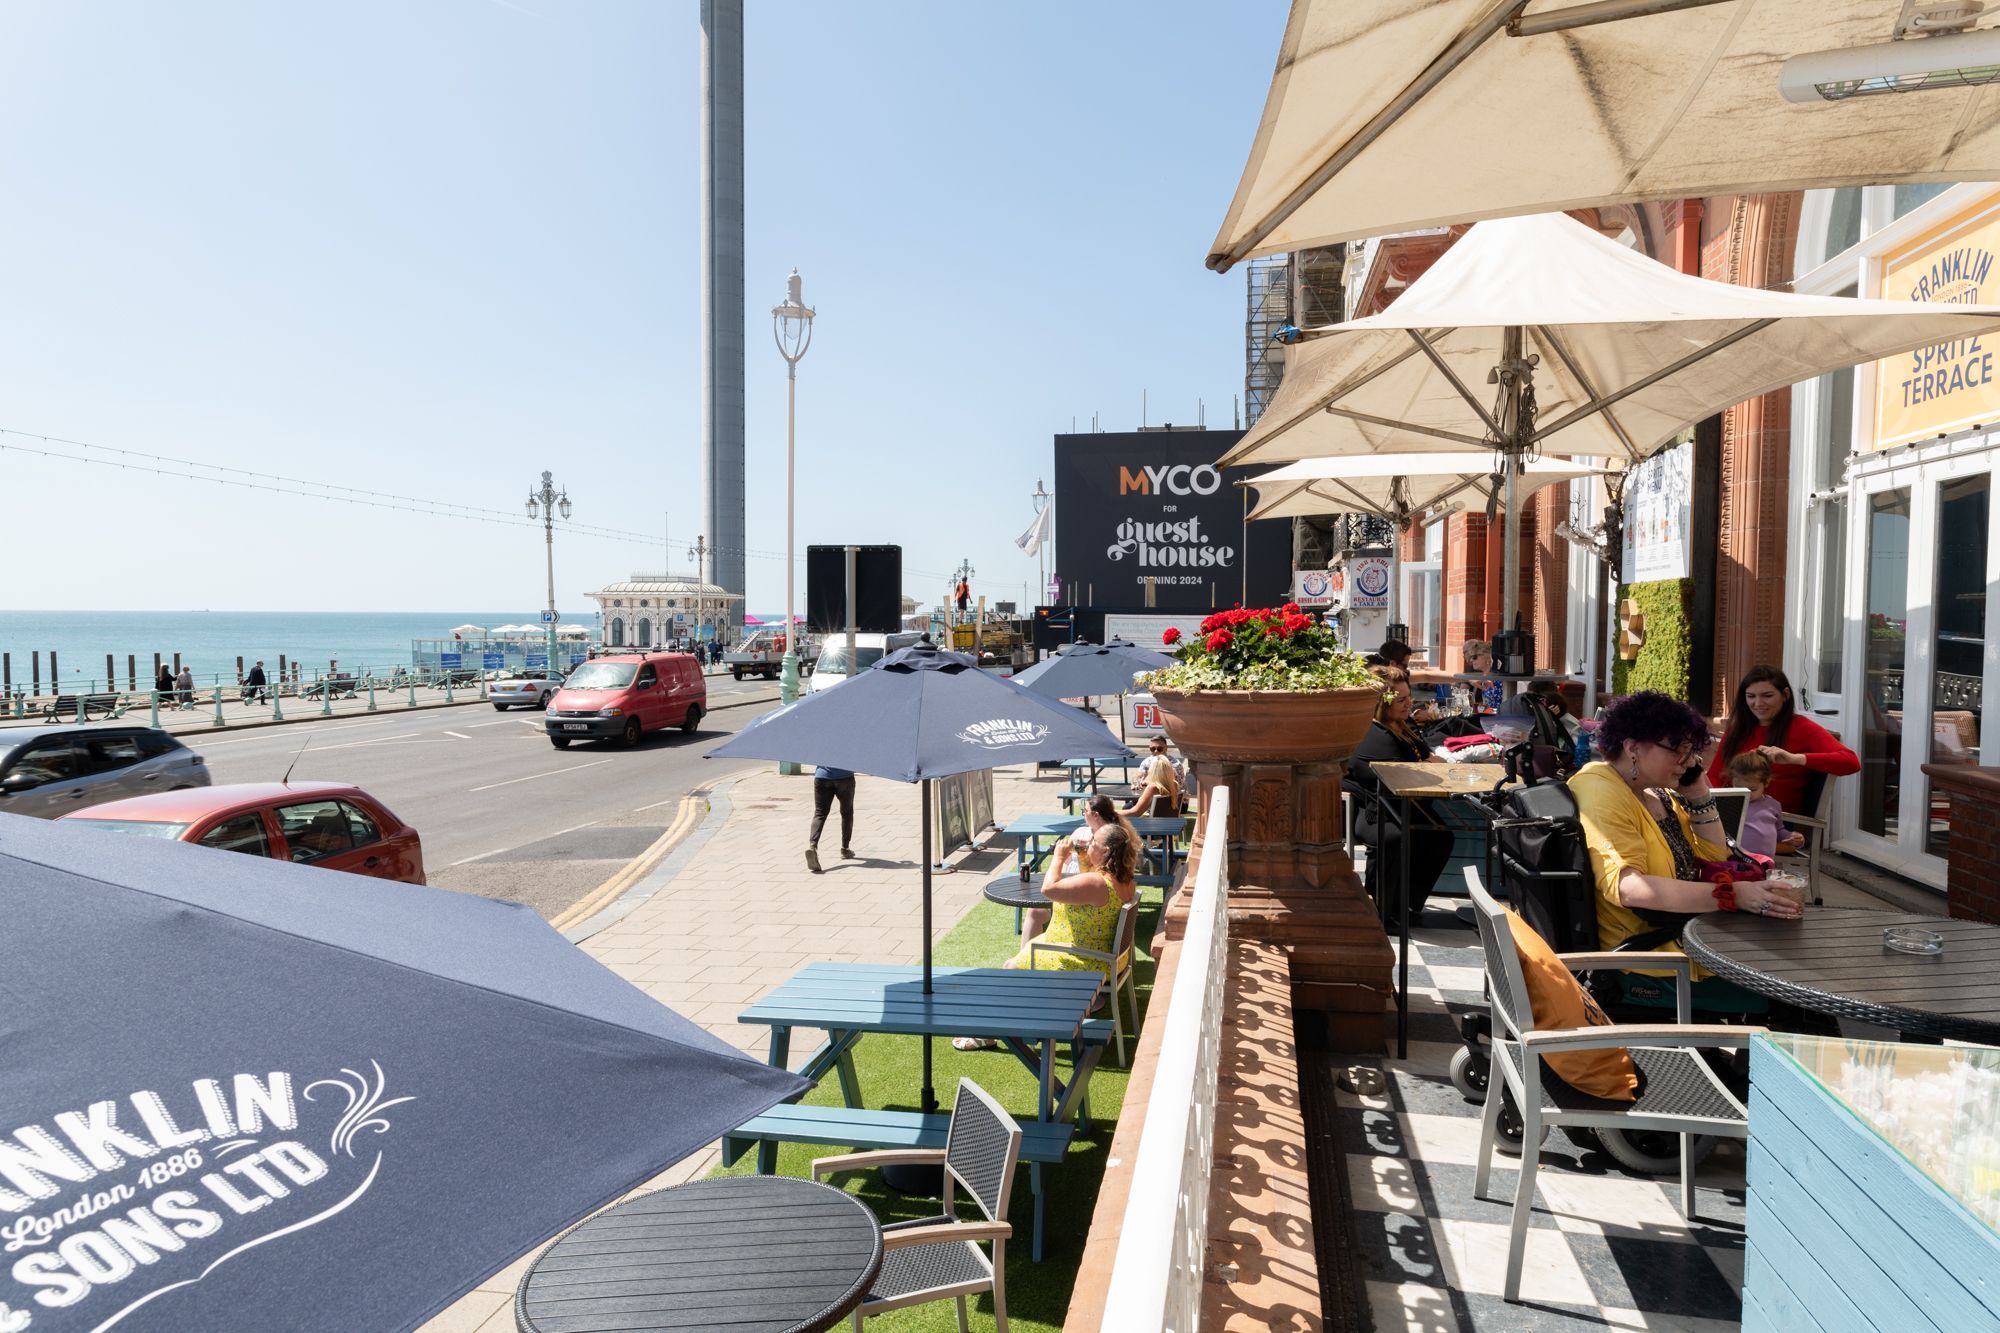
[1101,788,1231,1332]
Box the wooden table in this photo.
[514,1176,881,1333]
[1682,907,2000,1043]
[1370,761,1516,1057]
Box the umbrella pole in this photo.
[921,777,937,1115]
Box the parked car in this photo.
[489,669,567,711]
[808,632,926,694]
[0,724,209,818]
[62,781,426,884]
[544,652,705,748]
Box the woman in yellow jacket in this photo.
[1571,692,1801,970]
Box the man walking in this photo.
[805,764,856,873]
[243,660,268,705]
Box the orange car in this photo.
[61,781,426,884]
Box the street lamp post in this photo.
[688,533,709,657]
[772,269,815,776]
[1031,479,1050,606]
[526,471,572,676]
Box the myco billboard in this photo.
[1051,431,1289,611]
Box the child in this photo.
[1728,750,1804,859]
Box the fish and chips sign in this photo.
[1875,198,2000,451]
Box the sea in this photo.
[0,610,555,689]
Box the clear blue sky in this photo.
[0,1,1286,615]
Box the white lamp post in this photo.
[526,472,571,675]
[772,269,815,774]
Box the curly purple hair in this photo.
[1595,691,1711,762]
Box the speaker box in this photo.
[807,545,903,634]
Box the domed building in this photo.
[586,573,741,650]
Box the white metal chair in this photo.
[1030,897,1138,1065]
[1464,868,1756,1303]
[813,1079,1022,1332]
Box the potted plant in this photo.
[1141,605,1380,765]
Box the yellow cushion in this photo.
[1504,912,1639,1102]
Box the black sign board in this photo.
[1051,431,1289,612]
[806,545,903,634]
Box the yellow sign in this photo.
[1874,198,2000,451]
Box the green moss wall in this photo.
[1613,578,1692,699]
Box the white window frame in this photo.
[1401,519,1444,662]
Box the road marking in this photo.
[444,730,470,739]
[312,731,425,752]
[468,721,513,728]
[469,758,612,792]
[449,819,602,866]
[633,797,682,812]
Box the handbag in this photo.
[1695,851,1774,885]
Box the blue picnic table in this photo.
[1057,756,1141,792]
[735,962,1105,1260]
[1003,812,1192,886]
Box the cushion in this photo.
[1504,911,1639,1102]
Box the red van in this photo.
[544,652,706,748]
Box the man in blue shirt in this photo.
[806,764,857,873]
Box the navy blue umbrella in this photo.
[706,643,1132,1111]
[1011,639,1176,741]
[0,815,807,1333]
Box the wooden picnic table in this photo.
[1057,756,1141,792]
[1001,812,1189,883]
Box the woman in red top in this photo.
[1708,665,1859,814]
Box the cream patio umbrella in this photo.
[1209,0,2000,268]
[1219,211,2000,633]
[1244,451,1607,525]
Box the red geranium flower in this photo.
[1199,614,1222,634]
[1162,627,1182,645]
[1282,612,1312,635]
[1282,602,1301,615]
[1205,629,1233,652]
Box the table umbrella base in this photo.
[878,1162,945,1197]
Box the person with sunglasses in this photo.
[1571,692,1802,970]
[1122,737,1184,818]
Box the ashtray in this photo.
[1883,926,1945,955]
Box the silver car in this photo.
[0,725,210,818]
[488,670,566,711]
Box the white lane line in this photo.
[449,819,602,866]
[444,730,470,739]
[633,797,682,812]
[468,721,513,728]
[311,731,425,752]
[468,758,612,792]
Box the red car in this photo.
[61,781,427,884]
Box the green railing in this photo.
[1,662,527,727]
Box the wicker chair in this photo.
[1464,869,1757,1303]
[813,1079,1022,1332]
[1029,897,1138,1064]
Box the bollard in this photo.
[50,652,57,689]
[444,672,455,704]
[406,674,418,707]
[211,687,225,727]
[32,651,40,697]
[149,689,160,728]
[479,671,488,700]
[319,673,333,717]
[105,655,115,693]
[366,675,377,711]
[271,680,284,723]
[127,655,136,691]
[278,654,288,683]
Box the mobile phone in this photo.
[1678,762,1705,788]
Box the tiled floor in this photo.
[1336,918,1749,1332]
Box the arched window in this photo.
[610,619,625,647]
[638,618,652,648]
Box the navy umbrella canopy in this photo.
[707,643,1133,1111]
[0,815,807,1333]
[1010,639,1175,702]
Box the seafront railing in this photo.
[0,662,523,726]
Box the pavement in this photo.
[415,758,1069,1333]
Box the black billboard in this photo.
[806,544,903,634]
[1050,431,1289,612]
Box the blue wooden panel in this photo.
[1740,1253,1829,1333]
[1749,1036,2000,1330]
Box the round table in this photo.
[1682,907,2000,1044]
[983,874,1052,933]
[515,1176,882,1333]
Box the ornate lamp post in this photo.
[772,269,815,774]
[526,472,572,675]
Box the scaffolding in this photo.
[1244,246,1345,429]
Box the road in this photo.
[189,675,782,920]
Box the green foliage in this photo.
[1613,578,1692,698]
[1141,604,1376,694]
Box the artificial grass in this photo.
[713,892,1163,1333]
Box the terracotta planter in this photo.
[1152,685,1392,1051]
[1149,685,1379,766]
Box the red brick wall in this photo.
[1924,766,2000,923]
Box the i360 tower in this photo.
[700,0,745,637]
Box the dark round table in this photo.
[1682,907,2000,1044]
[515,1176,883,1333]
[983,873,1052,934]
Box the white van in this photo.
[809,631,925,693]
